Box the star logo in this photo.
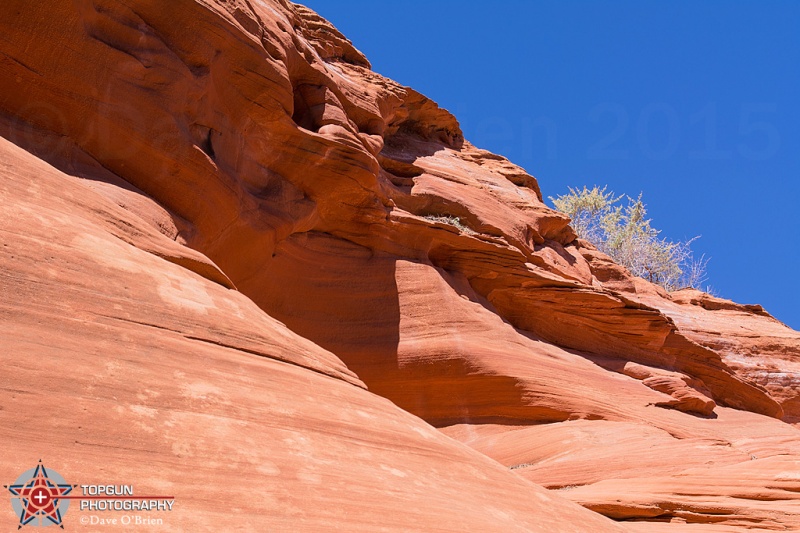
[5,460,76,529]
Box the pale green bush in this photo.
[551,186,708,291]
[423,214,477,235]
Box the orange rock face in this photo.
[0,1,798,531]
[0,137,625,531]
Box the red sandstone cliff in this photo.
[0,1,798,531]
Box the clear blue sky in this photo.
[302,1,799,330]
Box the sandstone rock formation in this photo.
[0,1,798,531]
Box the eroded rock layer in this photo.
[1,1,798,531]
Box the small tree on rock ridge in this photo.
[551,186,709,292]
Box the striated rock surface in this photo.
[0,136,622,531]
[0,1,798,531]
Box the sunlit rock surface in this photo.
[1,1,798,530]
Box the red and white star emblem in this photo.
[6,461,74,529]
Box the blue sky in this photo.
[302,1,799,330]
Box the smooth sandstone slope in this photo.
[0,138,623,532]
[0,0,799,531]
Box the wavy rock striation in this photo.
[1,1,798,530]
